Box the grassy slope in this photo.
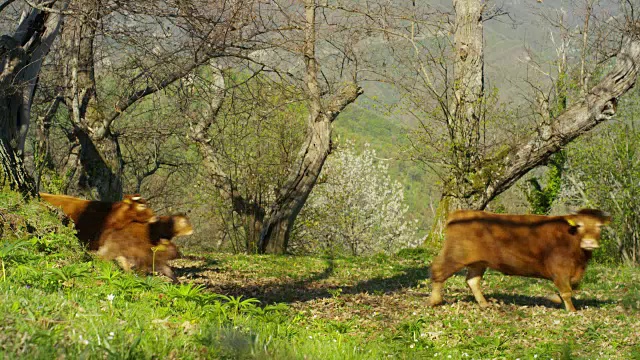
[2,190,639,359]
[175,252,640,360]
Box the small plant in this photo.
[165,283,207,302]
[217,295,261,316]
[95,261,123,283]
[327,287,343,298]
[112,276,145,293]
[138,275,165,290]
[0,239,29,281]
[327,319,354,334]
[46,262,92,283]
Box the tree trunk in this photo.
[245,210,265,254]
[70,128,123,200]
[259,119,333,254]
[0,139,35,196]
[54,0,123,200]
[428,0,485,238]
[258,1,362,254]
[0,1,67,196]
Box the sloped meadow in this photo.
[1,191,638,359]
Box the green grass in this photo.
[174,251,640,360]
[1,190,639,359]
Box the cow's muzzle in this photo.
[580,238,600,250]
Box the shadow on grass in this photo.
[174,255,221,280]
[173,259,616,310]
[456,292,614,310]
[174,257,430,304]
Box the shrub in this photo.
[292,141,419,256]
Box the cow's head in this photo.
[567,209,611,250]
[171,214,194,237]
[122,195,157,223]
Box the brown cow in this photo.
[39,193,156,250]
[428,209,611,312]
[96,214,194,283]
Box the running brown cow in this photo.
[39,193,156,250]
[428,209,611,312]
[96,214,194,283]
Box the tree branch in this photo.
[0,0,17,14]
[23,0,74,15]
[482,36,640,208]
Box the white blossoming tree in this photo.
[292,141,419,256]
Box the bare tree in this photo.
[188,0,364,253]
[35,0,257,200]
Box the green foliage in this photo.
[562,113,640,264]
[0,239,28,282]
[395,247,435,260]
[524,151,567,215]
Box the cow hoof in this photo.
[478,301,490,309]
[428,297,443,307]
[546,294,563,304]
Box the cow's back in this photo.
[40,193,114,244]
[444,212,580,279]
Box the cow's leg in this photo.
[159,265,178,284]
[547,281,581,304]
[115,256,132,272]
[466,264,488,308]
[429,255,464,307]
[546,293,563,304]
[553,276,576,312]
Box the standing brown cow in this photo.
[428,209,611,312]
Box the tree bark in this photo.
[430,0,485,234]
[0,0,67,196]
[257,1,362,254]
[0,139,35,196]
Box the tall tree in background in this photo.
[257,0,362,253]
[188,0,363,254]
[439,0,486,212]
[0,0,67,196]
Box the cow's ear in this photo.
[123,198,132,204]
[566,218,578,227]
